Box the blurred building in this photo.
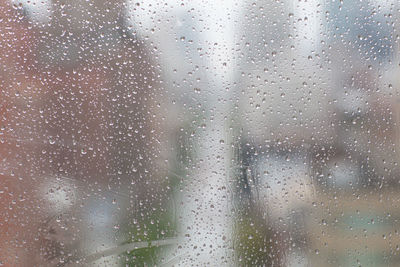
[236,0,400,265]
[0,0,171,265]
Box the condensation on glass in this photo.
[0,0,399,266]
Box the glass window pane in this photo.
[1,0,399,266]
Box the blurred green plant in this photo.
[121,208,176,266]
[235,209,277,266]
[120,117,199,266]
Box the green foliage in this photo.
[122,208,176,266]
[235,210,276,266]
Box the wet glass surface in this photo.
[1,0,400,266]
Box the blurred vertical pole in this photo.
[163,0,242,265]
